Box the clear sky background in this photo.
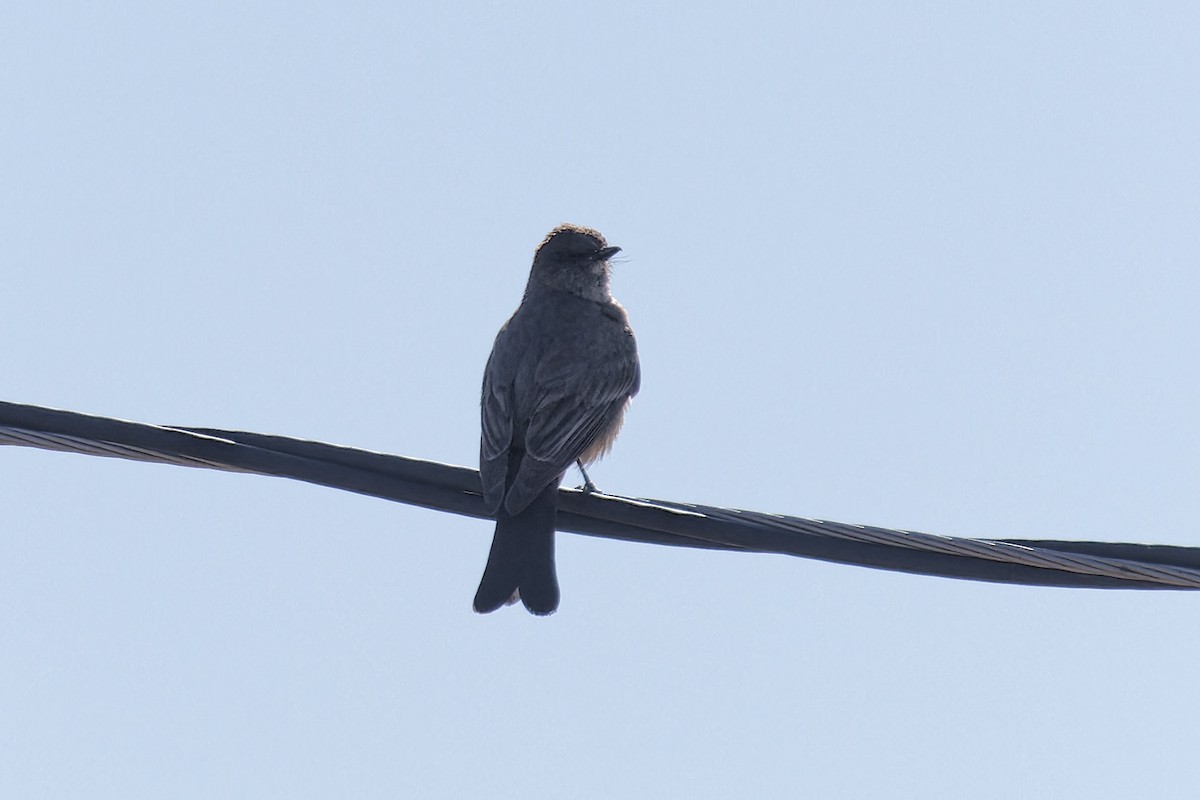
[3,3,1198,798]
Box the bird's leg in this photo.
[576,459,598,493]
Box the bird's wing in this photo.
[502,350,640,514]
[479,348,514,513]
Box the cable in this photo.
[2,400,1197,590]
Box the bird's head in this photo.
[529,224,621,300]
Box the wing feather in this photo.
[503,354,640,514]
[479,351,513,512]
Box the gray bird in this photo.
[474,224,641,615]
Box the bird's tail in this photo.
[472,483,559,615]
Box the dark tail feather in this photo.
[473,484,559,615]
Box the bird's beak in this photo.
[594,246,621,261]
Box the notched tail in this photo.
[473,483,560,615]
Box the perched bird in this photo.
[474,224,641,615]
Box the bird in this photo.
[473,223,641,615]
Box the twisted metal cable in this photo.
[0,426,254,472]
[658,502,1200,589]
[3,400,1198,591]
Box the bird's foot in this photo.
[576,460,599,494]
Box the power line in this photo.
[2,400,1198,590]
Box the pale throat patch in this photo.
[575,261,613,304]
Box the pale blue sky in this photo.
[3,3,1199,798]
